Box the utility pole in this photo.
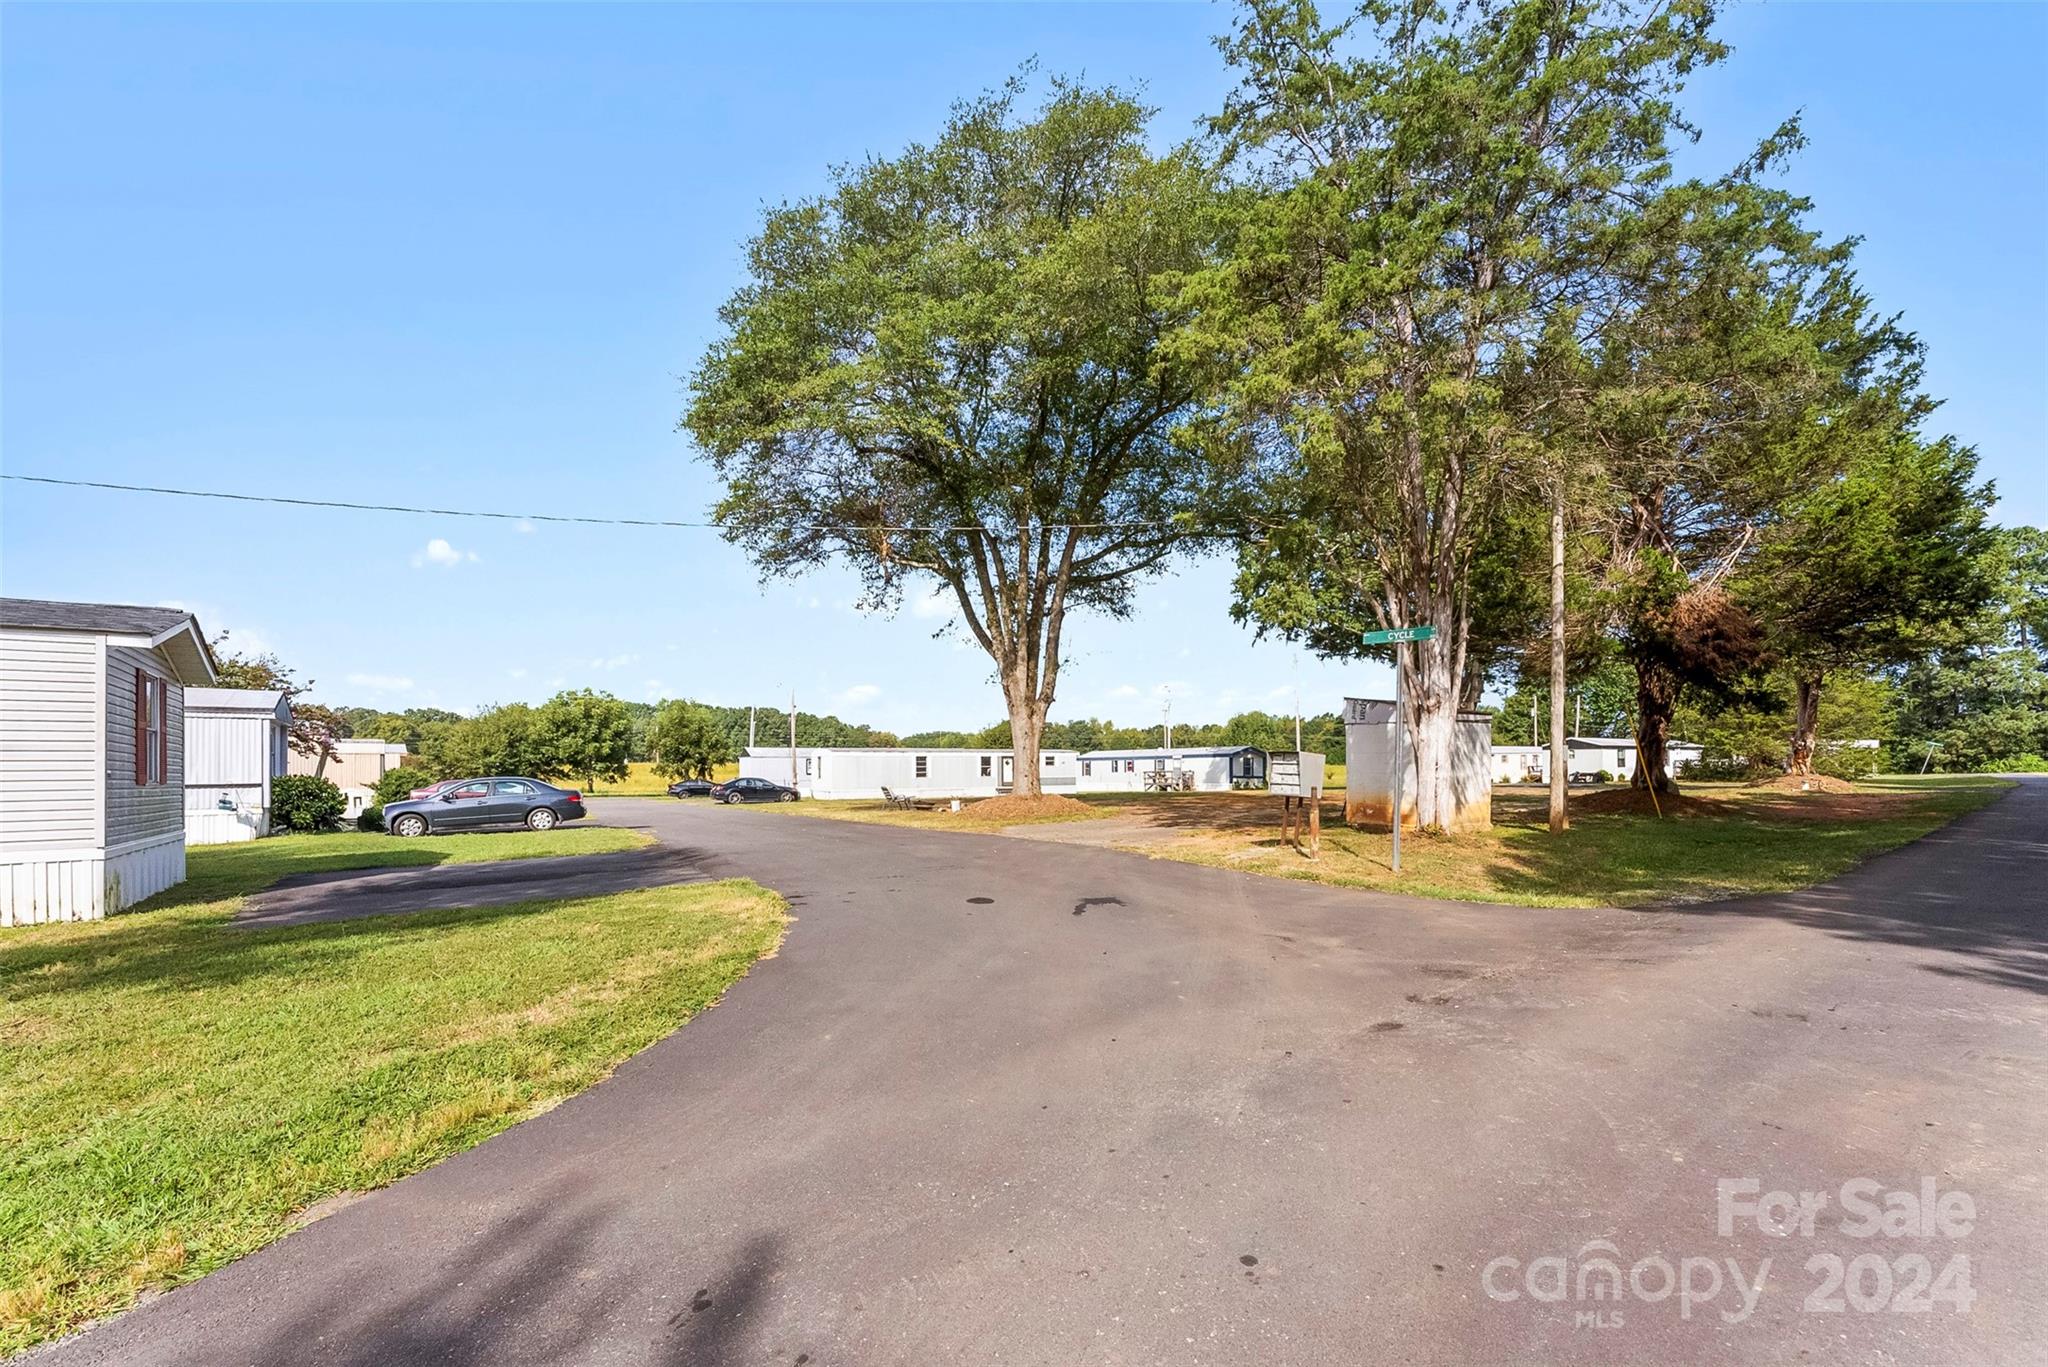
[788,692,797,790]
[1549,485,1569,834]
[1293,653,1303,753]
[748,705,756,751]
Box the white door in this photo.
[999,755,1013,788]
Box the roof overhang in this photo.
[146,619,218,686]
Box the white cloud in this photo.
[642,680,668,701]
[806,596,822,610]
[508,667,528,680]
[588,653,638,671]
[910,587,953,620]
[1108,684,1141,700]
[346,672,414,693]
[411,537,478,569]
[836,683,881,708]
[514,519,537,534]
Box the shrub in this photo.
[1813,744,1881,781]
[1685,755,1764,783]
[372,766,427,808]
[1986,752,2048,773]
[357,806,385,833]
[1595,769,1614,785]
[271,775,347,832]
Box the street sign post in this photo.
[1364,626,1437,871]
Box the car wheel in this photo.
[392,814,428,838]
[527,807,558,831]
[779,791,797,802]
[723,791,742,804]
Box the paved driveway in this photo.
[34,782,2047,1365]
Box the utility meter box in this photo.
[1267,751,1325,798]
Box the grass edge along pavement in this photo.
[1114,774,2014,908]
[756,774,2011,908]
[0,831,787,1355]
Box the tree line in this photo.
[683,0,2034,826]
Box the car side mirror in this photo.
[441,793,461,802]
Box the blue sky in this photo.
[3,2,2042,734]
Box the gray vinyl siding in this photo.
[105,643,185,851]
[0,628,102,850]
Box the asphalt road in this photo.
[33,781,2047,1366]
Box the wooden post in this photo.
[1307,786,1322,859]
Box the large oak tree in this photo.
[686,79,1229,794]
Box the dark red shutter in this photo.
[134,669,148,783]
[157,684,169,786]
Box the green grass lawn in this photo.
[0,831,785,1354]
[1133,775,2013,907]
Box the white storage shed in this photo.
[0,598,216,924]
[183,688,291,844]
[741,746,1081,800]
[1076,746,1268,792]
[1343,697,1494,832]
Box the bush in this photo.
[1985,753,2048,773]
[357,806,385,833]
[1813,744,1881,781]
[271,775,347,832]
[1684,755,1765,783]
[372,766,427,808]
[1595,769,1614,785]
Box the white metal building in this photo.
[1076,746,1268,792]
[1,598,216,924]
[1343,697,1494,832]
[183,688,291,844]
[740,746,1082,800]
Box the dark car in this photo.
[667,778,716,798]
[385,777,587,837]
[709,777,800,805]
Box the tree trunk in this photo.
[1401,632,1461,832]
[1003,666,1046,798]
[1631,664,1678,795]
[1548,487,1568,834]
[1787,673,1823,776]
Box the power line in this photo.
[0,473,1233,537]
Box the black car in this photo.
[709,777,800,804]
[667,778,716,798]
[384,777,588,836]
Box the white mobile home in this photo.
[183,688,291,844]
[1076,746,1268,792]
[1565,736,1704,783]
[1,598,216,924]
[1343,697,1494,832]
[1489,744,1549,785]
[288,737,409,818]
[740,746,1081,800]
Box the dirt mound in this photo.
[1571,787,1717,818]
[1748,772,1860,795]
[961,794,1097,821]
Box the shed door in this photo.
[999,755,1013,787]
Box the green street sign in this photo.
[1363,625,1437,645]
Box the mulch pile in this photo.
[1747,772,1861,795]
[1570,787,1718,818]
[960,794,1097,821]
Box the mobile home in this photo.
[1,598,216,924]
[1076,746,1267,792]
[740,746,1081,800]
[183,688,292,844]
